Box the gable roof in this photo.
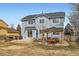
[0,19,8,29]
[0,19,8,26]
[21,12,65,21]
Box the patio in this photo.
[40,27,64,45]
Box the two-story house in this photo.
[21,12,65,41]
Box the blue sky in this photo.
[0,3,71,28]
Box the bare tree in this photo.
[69,3,79,35]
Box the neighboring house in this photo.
[0,19,19,40]
[21,12,65,40]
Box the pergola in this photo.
[40,27,64,44]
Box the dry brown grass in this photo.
[0,41,79,56]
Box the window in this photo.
[53,32,59,35]
[40,19,44,23]
[53,18,59,23]
[49,17,52,20]
[28,20,34,24]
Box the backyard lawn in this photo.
[0,40,79,56]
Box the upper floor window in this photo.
[53,18,59,23]
[49,17,52,20]
[40,19,44,23]
[28,19,35,24]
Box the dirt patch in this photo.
[11,38,34,43]
[1,45,25,50]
